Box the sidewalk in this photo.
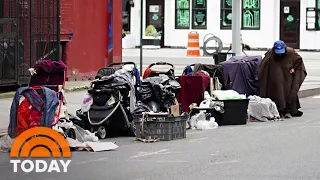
[122,48,320,60]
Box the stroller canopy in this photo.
[220,56,262,95]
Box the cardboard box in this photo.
[168,98,180,117]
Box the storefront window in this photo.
[175,0,190,29]
[192,0,207,29]
[317,0,320,28]
[220,0,232,29]
[242,0,260,29]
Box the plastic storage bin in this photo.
[190,99,249,125]
[134,114,187,141]
[213,52,235,65]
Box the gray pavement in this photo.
[0,96,320,180]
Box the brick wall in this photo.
[60,0,74,38]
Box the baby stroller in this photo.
[77,62,140,139]
[7,60,71,138]
[143,62,175,79]
[138,62,181,113]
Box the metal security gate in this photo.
[0,0,60,86]
[0,0,19,85]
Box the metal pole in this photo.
[57,0,61,60]
[139,0,143,74]
[231,0,241,56]
[30,0,34,64]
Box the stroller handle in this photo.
[107,62,136,67]
[147,62,174,69]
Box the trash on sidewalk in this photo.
[248,95,282,122]
[132,62,187,142]
[0,135,14,153]
[1,60,119,153]
[66,137,118,152]
[189,98,220,130]
[135,137,160,143]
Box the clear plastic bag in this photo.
[196,117,218,130]
[190,112,206,130]
[0,135,14,152]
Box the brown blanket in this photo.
[258,47,307,114]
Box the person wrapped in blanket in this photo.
[258,40,307,118]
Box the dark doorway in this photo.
[280,0,300,49]
[146,0,165,47]
[122,0,133,31]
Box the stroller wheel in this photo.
[97,126,107,139]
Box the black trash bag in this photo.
[138,83,153,103]
[167,79,181,94]
[143,75,170,85]
[147,101,161,113]
[92,75,131,98]
[133,101,152,114]
[140,75,182,108]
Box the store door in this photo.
[146,0,165,47]
[279,0,300,49]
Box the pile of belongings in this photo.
[0,118,119,152]
[188,93,224,130]
[220,56,262,95]
[248,95,281,122]
[134,75,181,114]
[189,99,221,130]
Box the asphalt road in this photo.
[0,96,320,180]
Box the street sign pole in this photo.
[231,0,241,56]
[139,0,143,74]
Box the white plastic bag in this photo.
[190,112,206,130]
[0,135,14,152]
[196,117,218,130]
[81,93,93,113]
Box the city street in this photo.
[1,0,319,178]
[0,49,320,179]
[0,95,319,180]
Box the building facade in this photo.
[60,0,122,80]
[128,0,320,50]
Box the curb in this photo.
[298,87,320,98]
[0,129,6,138]
[64,85,90,93]
[0,92,16,99]
[0,85,90,99]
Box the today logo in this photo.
[9,127,72,173]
